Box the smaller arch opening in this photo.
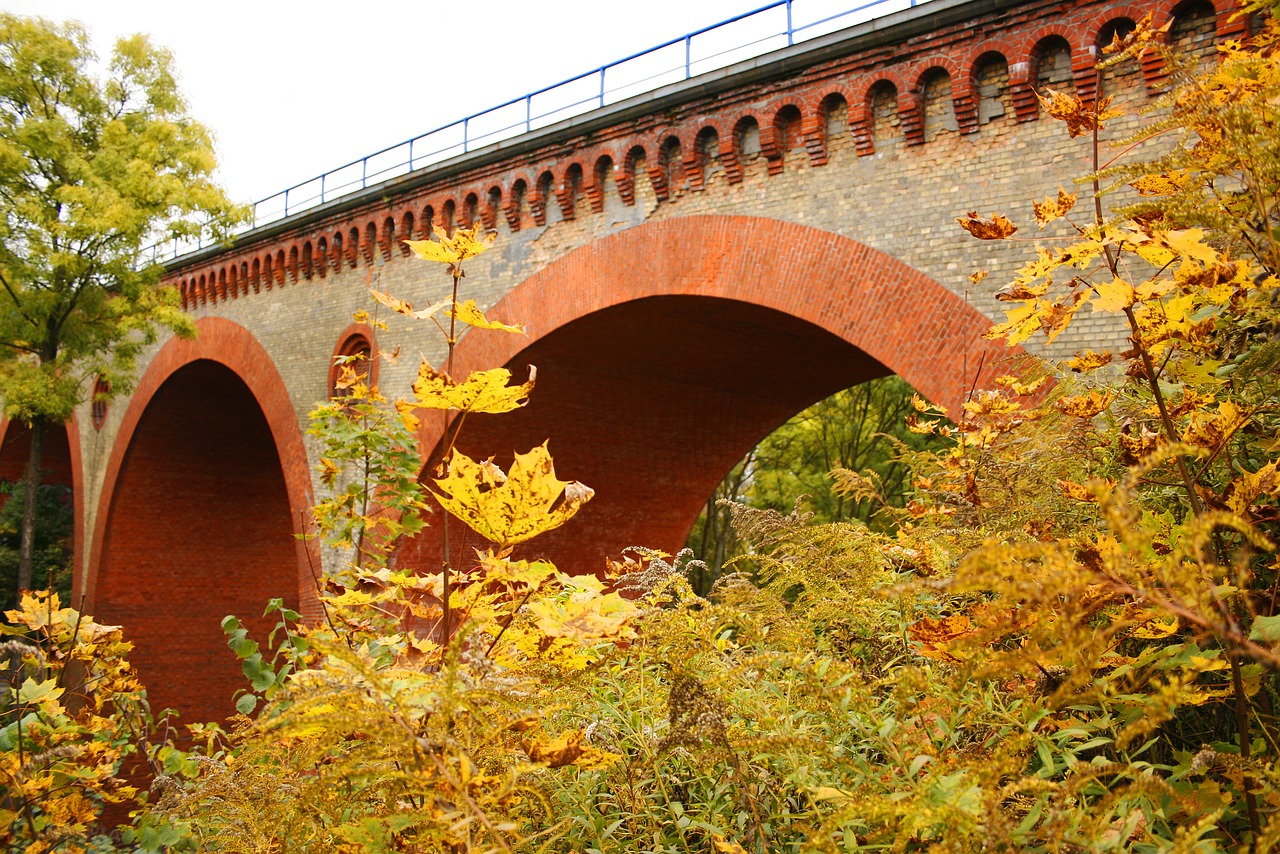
[591,157,613,212]
[316,238,328,278]
[287,247,299,283]
[382,216,396,260]
[973,52,1011,125]
[536,172,558,225]
[422,204,436,237]
[441,200,457,235]
[1034,35,1075,94]
[695,128,722,188]
[1097,18,1140,85]
[509,179,528,229]
[347,227,360,268]
[869,80,901,147]
[659,136,684,195]
[1171,1,1218,66]
[565,163,585,217]
[920,68,958,142]
[251,258,261,293]
[401,211,416,253]
[821,93,850,149]
[735,116,762,161]
[363,222,377,264]
[485,187,502,230]
[329,329,377,399]
[463,194,479,229]
[302,242,313,280]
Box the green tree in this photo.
[0,15,245,602]
[687,375,944,586]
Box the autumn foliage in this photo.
[5,3,1280,851]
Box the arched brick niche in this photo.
[400,215,1019,576]
[87,318,315,723]
[328,323,378,397]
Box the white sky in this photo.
[5,0,772,206]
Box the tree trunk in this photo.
[15,413,47,605]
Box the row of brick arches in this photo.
[174,0,1231,311]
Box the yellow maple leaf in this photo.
[1067,350,1114,372]
[908,614,975,661]
[368,288,451,320]
[1033,187,1078,227]
[430,443,593,547]
[1056,389,1114,418]
[1130,170,1189,196]
[1036,89,1121,137]
[524,729,621,769]
[1183,400,1248,452]
[449,299,525,334]
[405,222,495,267]
[1091,277,1136,312]
[711,835,750,854]
[408,362,535,414]
[957,211,1017,239]
[1160,228,1220,265]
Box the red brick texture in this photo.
[85,319,317,723]
[398,215,1018,576]
[161,0,1234,314]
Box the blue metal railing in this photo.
[146,0,927,263]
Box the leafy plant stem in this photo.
[1230,654,1262,847]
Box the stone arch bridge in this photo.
[0,0,1239,721]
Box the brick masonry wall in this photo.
[60,0,1243,720]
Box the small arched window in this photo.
[329,328,377,398]
[91,375,111,431]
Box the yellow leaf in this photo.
[431,443,593,547]
[1183,400,1247,451]
[711,835,750,854]
[404,237,459,264]
[1036,89,1120,137]
[1058,479,1098,502]
[1160,228,1219,266]
[449,299,525,334]
[1033,187,1077,227]
[368,287,452,320]
[957,211,1017,239]
[1067,350,1113,372]
[1131,170,1189,196]
[1056,389,1114,418]
[524,729,620,769]
[1091,278,1135,312]
[908,614,974,661]
[409,362,535,414]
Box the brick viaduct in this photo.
[0,0,1238,722]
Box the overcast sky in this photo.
[5,0,787,205]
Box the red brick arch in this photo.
[402,215,1015,576]
[86,317,317,722]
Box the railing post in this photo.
[409,138,415,171]
[526,94,532,132]
[599,67,606,108]
[284,188,290,218]
[685,34,692,78]
[320,173,326,205]
[463,117,470,152]
[787,0,794,45]
[362,157,367,190]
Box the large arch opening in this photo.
[0,419,79,607]
[89,320,315,724]
[401,215,1016,576]
[403,296,889,574]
